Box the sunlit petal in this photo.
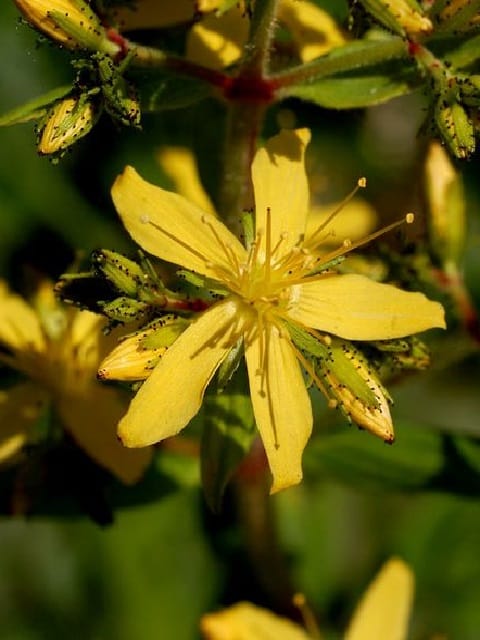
[245,326,312,493]
[201,601,310,639]
[252,129,311,258]
[156,146,216,216]
[345,558,414,640]
[118,300,240,447]
[57,385,153,485]
[112,166,246,279]
[289,274,446,340]
[187,6,249,70]
[278,0,346,62]
[305,198,377,248]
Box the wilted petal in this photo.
[112,166,246,279]
[57,385,152,485]
[245,326,312,493]
[252,129,311,258]
[118,300,240,447]
[345,558,414,640]
[201,602,310,639]
[289,274,446,340]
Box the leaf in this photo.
[288,66,416,108]
[0,85,72,126]
[134,70,212,113]
[201,366,256,512]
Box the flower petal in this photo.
[0,382,49,465]
[201,602,310,639]
[187,6,249,70]
[345,558,414,640]
[118,300,240,447]
[252,129,311,258]
[289,274,446,340]
[0,281,46,354]
[278,0,346,62]
[56,385,152,485]
[245,325,312,493]
[156,147,216,216]
[112,166,246,279]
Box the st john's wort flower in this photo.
[109,128,445,493]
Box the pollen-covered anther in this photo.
[405,212,415,224]
[357,177,367,188]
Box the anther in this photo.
[405,212,415,224]
[140,214,150,224]
[357,177,367,188]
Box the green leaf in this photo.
[134,70,212,112]
[201,366,256,512]
[304,420,443,490]
[0,85,72,126]
[288,67,415,108]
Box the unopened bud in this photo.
[359,0,432,37]
[93,249,145,297]
[434,98,475,159]
[100,296,150,323]
[14,0,121,54]
[37,94,99,155]
[424,141,466,268]
[98,315,189,380]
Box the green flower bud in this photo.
[14,0,121,54]
[93,249,146,297]
[434,98,475,159]
[99,297,150,323]
[36,94,99,156]
[359,0,432,37]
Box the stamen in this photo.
[307,176,367,248]
[293,594,322,640]
[201,215,240,273]
[265,207,272,283]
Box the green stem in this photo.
[242,0,280,75]
[270,37,409,89]
[218,101,267,235]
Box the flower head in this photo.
[0,280,151,483]
[200,557,414,639]
[110,128,445,493]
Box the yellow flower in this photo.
[0,280,152,484]
[14,0,121,54]
[110,128,445,493]
[111,0,345,69]
[201,557,414,639]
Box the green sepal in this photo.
[93,249,146,296]
[0,85,72,126]
[176,270,229,298]
[432,0,480,35]
[216,339,244,392]
[434,97,475,159]
[140,315,190,349]
[95,53,141,128]
[201,365,255,513]
[49,7,119,55]
[135,70,212,113]
[99,296,150,322]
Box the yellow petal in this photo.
[112,166,246,279]
[245,325,312,493]
[252,129,311,259]
[345,558,414,640]
[0,281,46,354]
[289,274,446,340]
[0,382,49,465]
[201,602,310,639]
[278,0,346,62]
[56,385,152,484]
[186,6,249,70]
[118,300,239,447]
[305,198,377,248]
[156,147,216,216]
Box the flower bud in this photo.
[424,141,466,269]
[93,249,146,297]
[14,0,121,54]
[434,98,475,159]
[359,0,432,37]
[321,340,394,443]
[99,297,150,323]
[36,94,99,156]
[98,315,189,381]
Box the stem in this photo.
[242,0,280,75]
[233,439,296,612]
[218,101,267,234]
[270,37,409,90]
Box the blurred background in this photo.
[1,1,480,638]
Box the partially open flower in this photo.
[14,0,121,54]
